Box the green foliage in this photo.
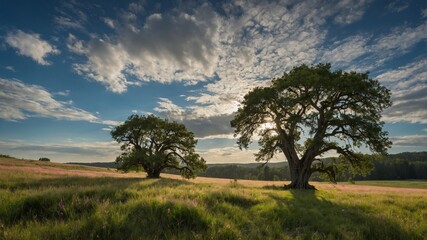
[38,157,50,162]
[231,63,392,187]
[0,154,13,158]
[0,169,426,240]
[111,114,206,179]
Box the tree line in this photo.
[196,152,427,181]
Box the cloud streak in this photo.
[0,78,120,126]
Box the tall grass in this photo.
[1,168,426,240]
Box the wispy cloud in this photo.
[5,30,60,65]
[66,34,87,54]
[382,84,427,124]
[55,90,71,96]
[54,0,88,31]
[0,78,96,121]
[4,66,15,72]
[390,135,427,147]
[0,78,121,126]
[376,59,427,90]
[320,20,427,71]
[386,0,409,13]
[375,59,427,124]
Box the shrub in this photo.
[39,157,50,162]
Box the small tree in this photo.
[38,157,50,162]
[231,63,392,189]
[111,114,206,178]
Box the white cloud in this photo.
[97,120,122,126]
[4,66,15,72]
[333,0,372,24]
[66,34,87,54]
[102,17,115,29]
[373,21,427,55]
[382,84,427,124]
[386,0,409,13]
[390,135,427,147]
[0,78,97,121]
[102,126,114,131]
[5,30,60,65]
[375,59,427,89]
[321,35,369,67]
[128,2,145,13]
[72,3,221,93]
[320,20,427,71]
[374,59,427,124]
[73,39,129,93]
[55,90,71,96]
[422,8,427,18]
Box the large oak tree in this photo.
[231,63,392,189]
[111,115,206,178]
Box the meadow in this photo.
[0,157,426,240]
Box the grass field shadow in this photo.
[265,189,421,239]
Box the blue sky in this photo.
[0,0,426,163]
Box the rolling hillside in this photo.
[1,157,426,239]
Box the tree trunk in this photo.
[285,159,315,189]
[146,168,161,178]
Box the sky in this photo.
[0,0,426,164]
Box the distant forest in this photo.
[68,152,427,181]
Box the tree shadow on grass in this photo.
[266,189,422,239]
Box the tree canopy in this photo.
[111,114,206,178]
[231,63,392,189]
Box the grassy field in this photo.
[344,180,427,189]
[0,158,426,239]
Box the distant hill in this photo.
[207,161,288,168]
[67,161,288,169]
